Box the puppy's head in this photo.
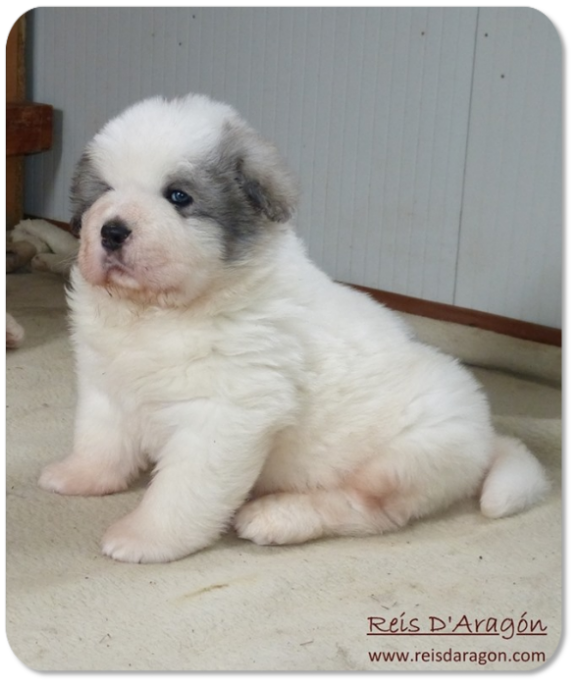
[71,94,298,304]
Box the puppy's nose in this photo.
[101,221,131,252]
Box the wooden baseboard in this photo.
[22,216,561,347]
[348,284,562,347]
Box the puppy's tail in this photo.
[480,436,550,518]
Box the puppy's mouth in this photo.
[100,251,139,288]
[103,252,130,273]
[91,250,139,289]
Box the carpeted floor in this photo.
[6,271,562,672]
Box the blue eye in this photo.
[166,189,193,207]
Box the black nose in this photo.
[101,221,131,252]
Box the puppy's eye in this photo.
[166,189,193,208]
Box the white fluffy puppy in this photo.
[39,94,549,563]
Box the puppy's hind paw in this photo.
[234,499,282,546]
[234,494,322,546]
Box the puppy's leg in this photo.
[236,428,491,545]
[101,401,275,563]
[234,488,408,545]
[39,386,143,495]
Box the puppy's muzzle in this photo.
[101,221,132,252]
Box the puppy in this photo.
[39,94,549,563]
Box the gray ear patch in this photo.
[69,151,110,235]
[185,121,299,261]
[220,122,298,225]
[234,154,297,224]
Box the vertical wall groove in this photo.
[453,8,480,304]
[454,8,562,327]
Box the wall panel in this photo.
[23,7,561,326]
[455,8,562,327]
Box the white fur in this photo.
[39,94,550,562]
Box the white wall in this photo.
[24,7,562,327]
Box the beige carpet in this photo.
[6,271,562,672]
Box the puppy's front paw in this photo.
[39,457,128,496]
[102,509,196,563]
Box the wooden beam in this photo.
[6,15,27,227]
[6,16,25,101]
[6,102,54,156]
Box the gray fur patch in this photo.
[69,151,110,235]
[164,121,298,261]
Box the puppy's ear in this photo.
[223,123,298,223]
[69,151,110,235]
[70,214,82,238]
